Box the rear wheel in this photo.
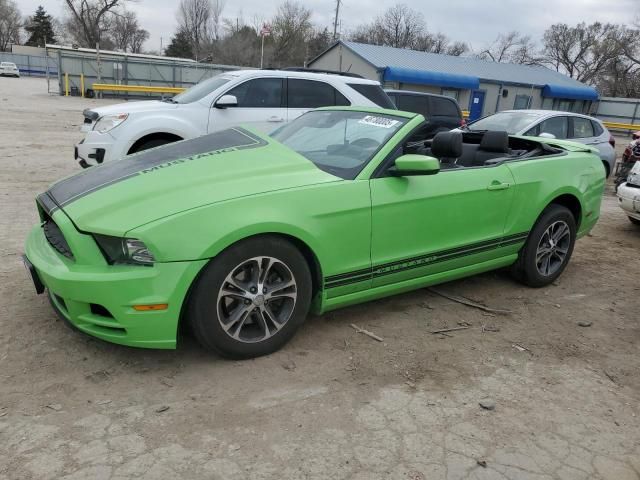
[511,205,576,287]
[188,236,312,359]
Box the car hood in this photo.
[87,100,178,117]
[38,128,341,235]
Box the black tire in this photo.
[629,216,640,226]
[130,138,174,154]
[511,204,577,287]
[188,236,312,359]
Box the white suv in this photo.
[0,62,20,77]
[75,68,395,167]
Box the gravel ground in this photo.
[0,76,639,480]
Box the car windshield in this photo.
[467,111,543,134]
[171,75,231,104]
[271,110,407,179]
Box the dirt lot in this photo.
[0,76,639,480]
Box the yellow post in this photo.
[64,73,69,96]
[80,74,85,98]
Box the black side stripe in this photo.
[324,232,529,289]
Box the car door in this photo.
[568,116,599,146]
[369,153,516,288]
[286,78,350,123]
[208,77,286,133]
[526,115,569,139]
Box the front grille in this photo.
[43,219,74,259]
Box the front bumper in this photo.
[75,130,125,167]
[24,223,206,349]
[617,182,640,221]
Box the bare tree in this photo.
[111,9,136,51]
[477,31,540,64]
[542,22,621,83]
[375,3,423,48]
[269,1,312,67]
[128,26,148,53]
[210,0,226,41]
[415,32,467,56]
[0,0,22,51]
[178,0,212,57]
[63,0,128,47]
[350,5,421,48]
[349,4,465,55]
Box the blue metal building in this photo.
[308,41,599,120]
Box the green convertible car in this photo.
[24,107,605,358]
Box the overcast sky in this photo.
[19,0,639,53]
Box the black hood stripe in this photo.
[45,127,267,211]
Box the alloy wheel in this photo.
[535,220,571,277]
[216,256,297,343]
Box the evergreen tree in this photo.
[25,5,56,47]
[165,28,193,59]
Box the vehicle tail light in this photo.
[609,134,615,148]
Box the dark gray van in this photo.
[385,89,463,139]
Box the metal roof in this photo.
[330,41,592,90]
[45,44,197,63]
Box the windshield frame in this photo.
[466,111,544,134]
[271,109,409,180]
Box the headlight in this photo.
[93,234,155,266]
[93,113,128,133]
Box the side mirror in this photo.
[392,154,440,176]
[539,132,556,139]
[215,94,238,109]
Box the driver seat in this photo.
[426,131,463,166]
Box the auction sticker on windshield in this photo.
[358,115,400,128]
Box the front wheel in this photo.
[511,205,576,287]
[629,216,640,226]
[188,236,312,359]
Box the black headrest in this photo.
[480,131,509,153]
[431,131,462,158]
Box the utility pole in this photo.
[332,0,341,41]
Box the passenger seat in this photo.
[472,131,510,166]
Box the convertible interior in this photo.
[404,129,562,170]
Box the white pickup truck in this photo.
[75,68,395,167]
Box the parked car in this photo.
[75,68,395,167]
[385,89,463,139]
[617,160,640,226]
[614,131,640,189]
[24,106,605,358]
[460,110,615,177]
[0,62,20,77]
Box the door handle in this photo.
[487,181,511,191]
[268,116,284,122]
